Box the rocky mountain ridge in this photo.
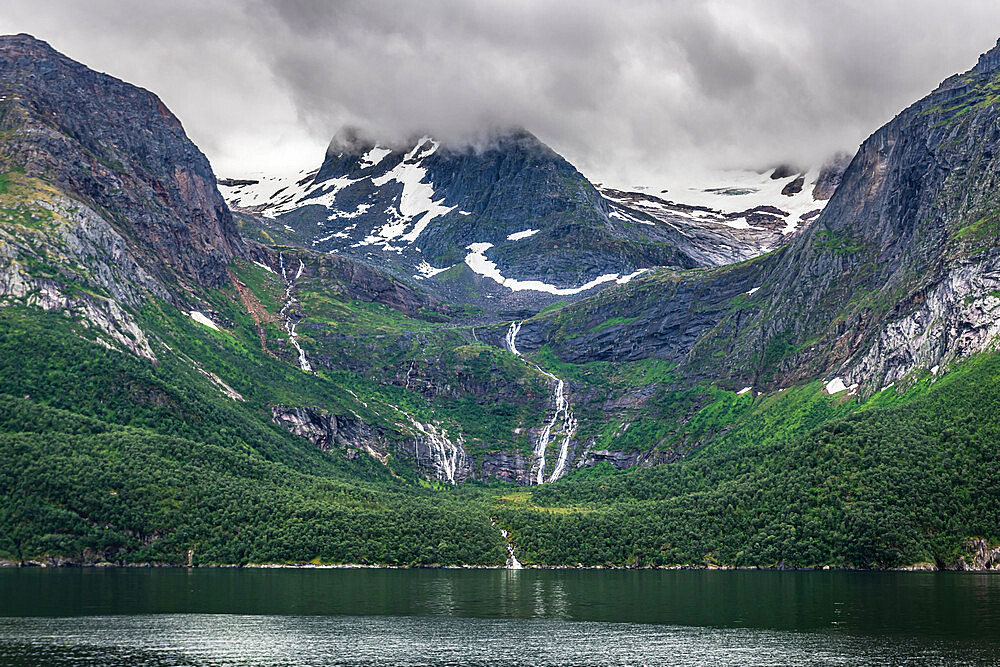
[0,34,244,288]
[514,37,1000,405]
[4,32,1000,492]
[0,33,247,358]
[221,128,841,316]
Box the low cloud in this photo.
[3,1,1000,185]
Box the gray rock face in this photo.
[575,447,682,470]
[0,187,165,357]
[271,406,348,452]
[270,405,474,484]
[974,38,1000,75]
[478,451,531,484]
[0,33,245,290]
[811,152,853,200]
[846,255,1000,392]
[529,39,1000,398]
[515,258,764,367]
[955,538,1000,570]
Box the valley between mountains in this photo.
[1,33,999,571]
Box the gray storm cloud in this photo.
[3,0,1000,185]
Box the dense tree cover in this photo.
[0,307,507,565]
[504,355,1000,568]
[1,303,998,569]
[0,308,381,478]
[0,395,506,566]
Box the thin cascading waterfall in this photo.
[547,395,577,482]
[491,518,523,569]
[412,420,464,484]
[504,320,522,355]
[539,377,576,483]
[499,528,523,569]
[504,321,576,484]
[279,254,312,372]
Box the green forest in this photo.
[1,300,997,570]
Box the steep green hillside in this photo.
[499,353,1000,568]
[2,300,997,568]
[1,33,1000,571]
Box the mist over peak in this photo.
[5,1,1000,183]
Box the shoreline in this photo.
[0,559,991,572]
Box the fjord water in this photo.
[1,569,998,665]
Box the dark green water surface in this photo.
[1,568,998,665]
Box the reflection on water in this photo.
[0,613,996,667]
[0,568,998,665]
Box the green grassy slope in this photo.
[501,354,1000,568]
[1,302,998,568]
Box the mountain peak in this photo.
[0,33,67,61]
[326,125,376,158]
[973,37,1000,75]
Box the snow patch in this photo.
[464,243,647,295]
[736,386,753,395]
[507,229,540,241]
[415,260,450,278]
[746,286,761,296]
[219,170,363,217]
[252,260,276,275]
[824,377,847,394]
[370,138,456,243]
[602,166,826,235]
[359,146,391,169]
[327,203,371,220]
[189,311,220,331]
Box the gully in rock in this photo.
[504,321,577,484]
[278,254,313,373]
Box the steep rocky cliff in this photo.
[0,33,245,290]
[222,128,836,317]
[525,38,1000,399]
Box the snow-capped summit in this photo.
[220,127,848,312]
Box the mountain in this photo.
[598,154,850,265]
[0,34,243,287]
[1,33,999,571]
[0,33,247,356]
[519,38,1000,397]
[221,128,842,315]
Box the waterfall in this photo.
[499,528,523,569]
[411,419,466,484]
[504,321,576,484]
[492,519,523,569]
[504,320,522,355]
[279,254,313,372]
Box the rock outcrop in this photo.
[523,37,1000,397]
[479,450,532,484]
[0,33,245,290]
[270,405,474,484]
[949,537,1000,571]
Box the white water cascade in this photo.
[279,254,313,372]
[499,528,523,569]
[411,419,467,484]
[504,321,577,484]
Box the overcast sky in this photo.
[3,1,1000,186]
